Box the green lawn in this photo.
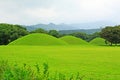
[60,36,89,45]
[9,33,68,45]
[0,45,120,79]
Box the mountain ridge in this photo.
[24,21,117,34]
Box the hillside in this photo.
[90,38,105,45]
[60,36,89,45]
[9,33,68,45]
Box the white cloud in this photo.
[0,0,120,25]
[24,8,58,19]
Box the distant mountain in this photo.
[25,23,78,31]
[59,29,101,34]
[24,21,117,34]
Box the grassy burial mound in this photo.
[60,36,89,45]
[90,37,106,46]
[9,33,68,45]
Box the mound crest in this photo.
[60,36,89,45]
[90,38,105,45]
[9,33,68,45]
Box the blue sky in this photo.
[0,0,120,25]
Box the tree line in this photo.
[100,25,120,46]
[0,23,120,46]
[0,24,28,45]
[30,28,100,42]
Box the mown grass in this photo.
[89,38,106,45]
[60,36,89,45]
[9,33,68,45]
[0,46,120,79]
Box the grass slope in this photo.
[90,37,105,45]
[60,36,89,45]
[9,33,68,45]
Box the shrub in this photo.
[0,60,88,80]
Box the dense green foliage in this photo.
[9,33,68,45]
[0,24,28,45]
[48,30,60,38]
[0,60,86,80]
[0,61,49,80]
[60,36,89,45]
[30,28,48,34]
[70,32,88,40]
[30,28,61,38]
[100,25,120,45]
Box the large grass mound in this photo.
[9,33,68,45]
[90,37,105,45]
[60,36,89,45]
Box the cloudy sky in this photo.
[0,0,120,25]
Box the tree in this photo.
[88,32,100,42]
[30,28,48,34]
[48,30,59,38]
[100,25,120,46]
[70,32,88,41]
[0,23,28,45]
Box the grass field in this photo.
[60,36,89,45]
[0,45,120,80]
